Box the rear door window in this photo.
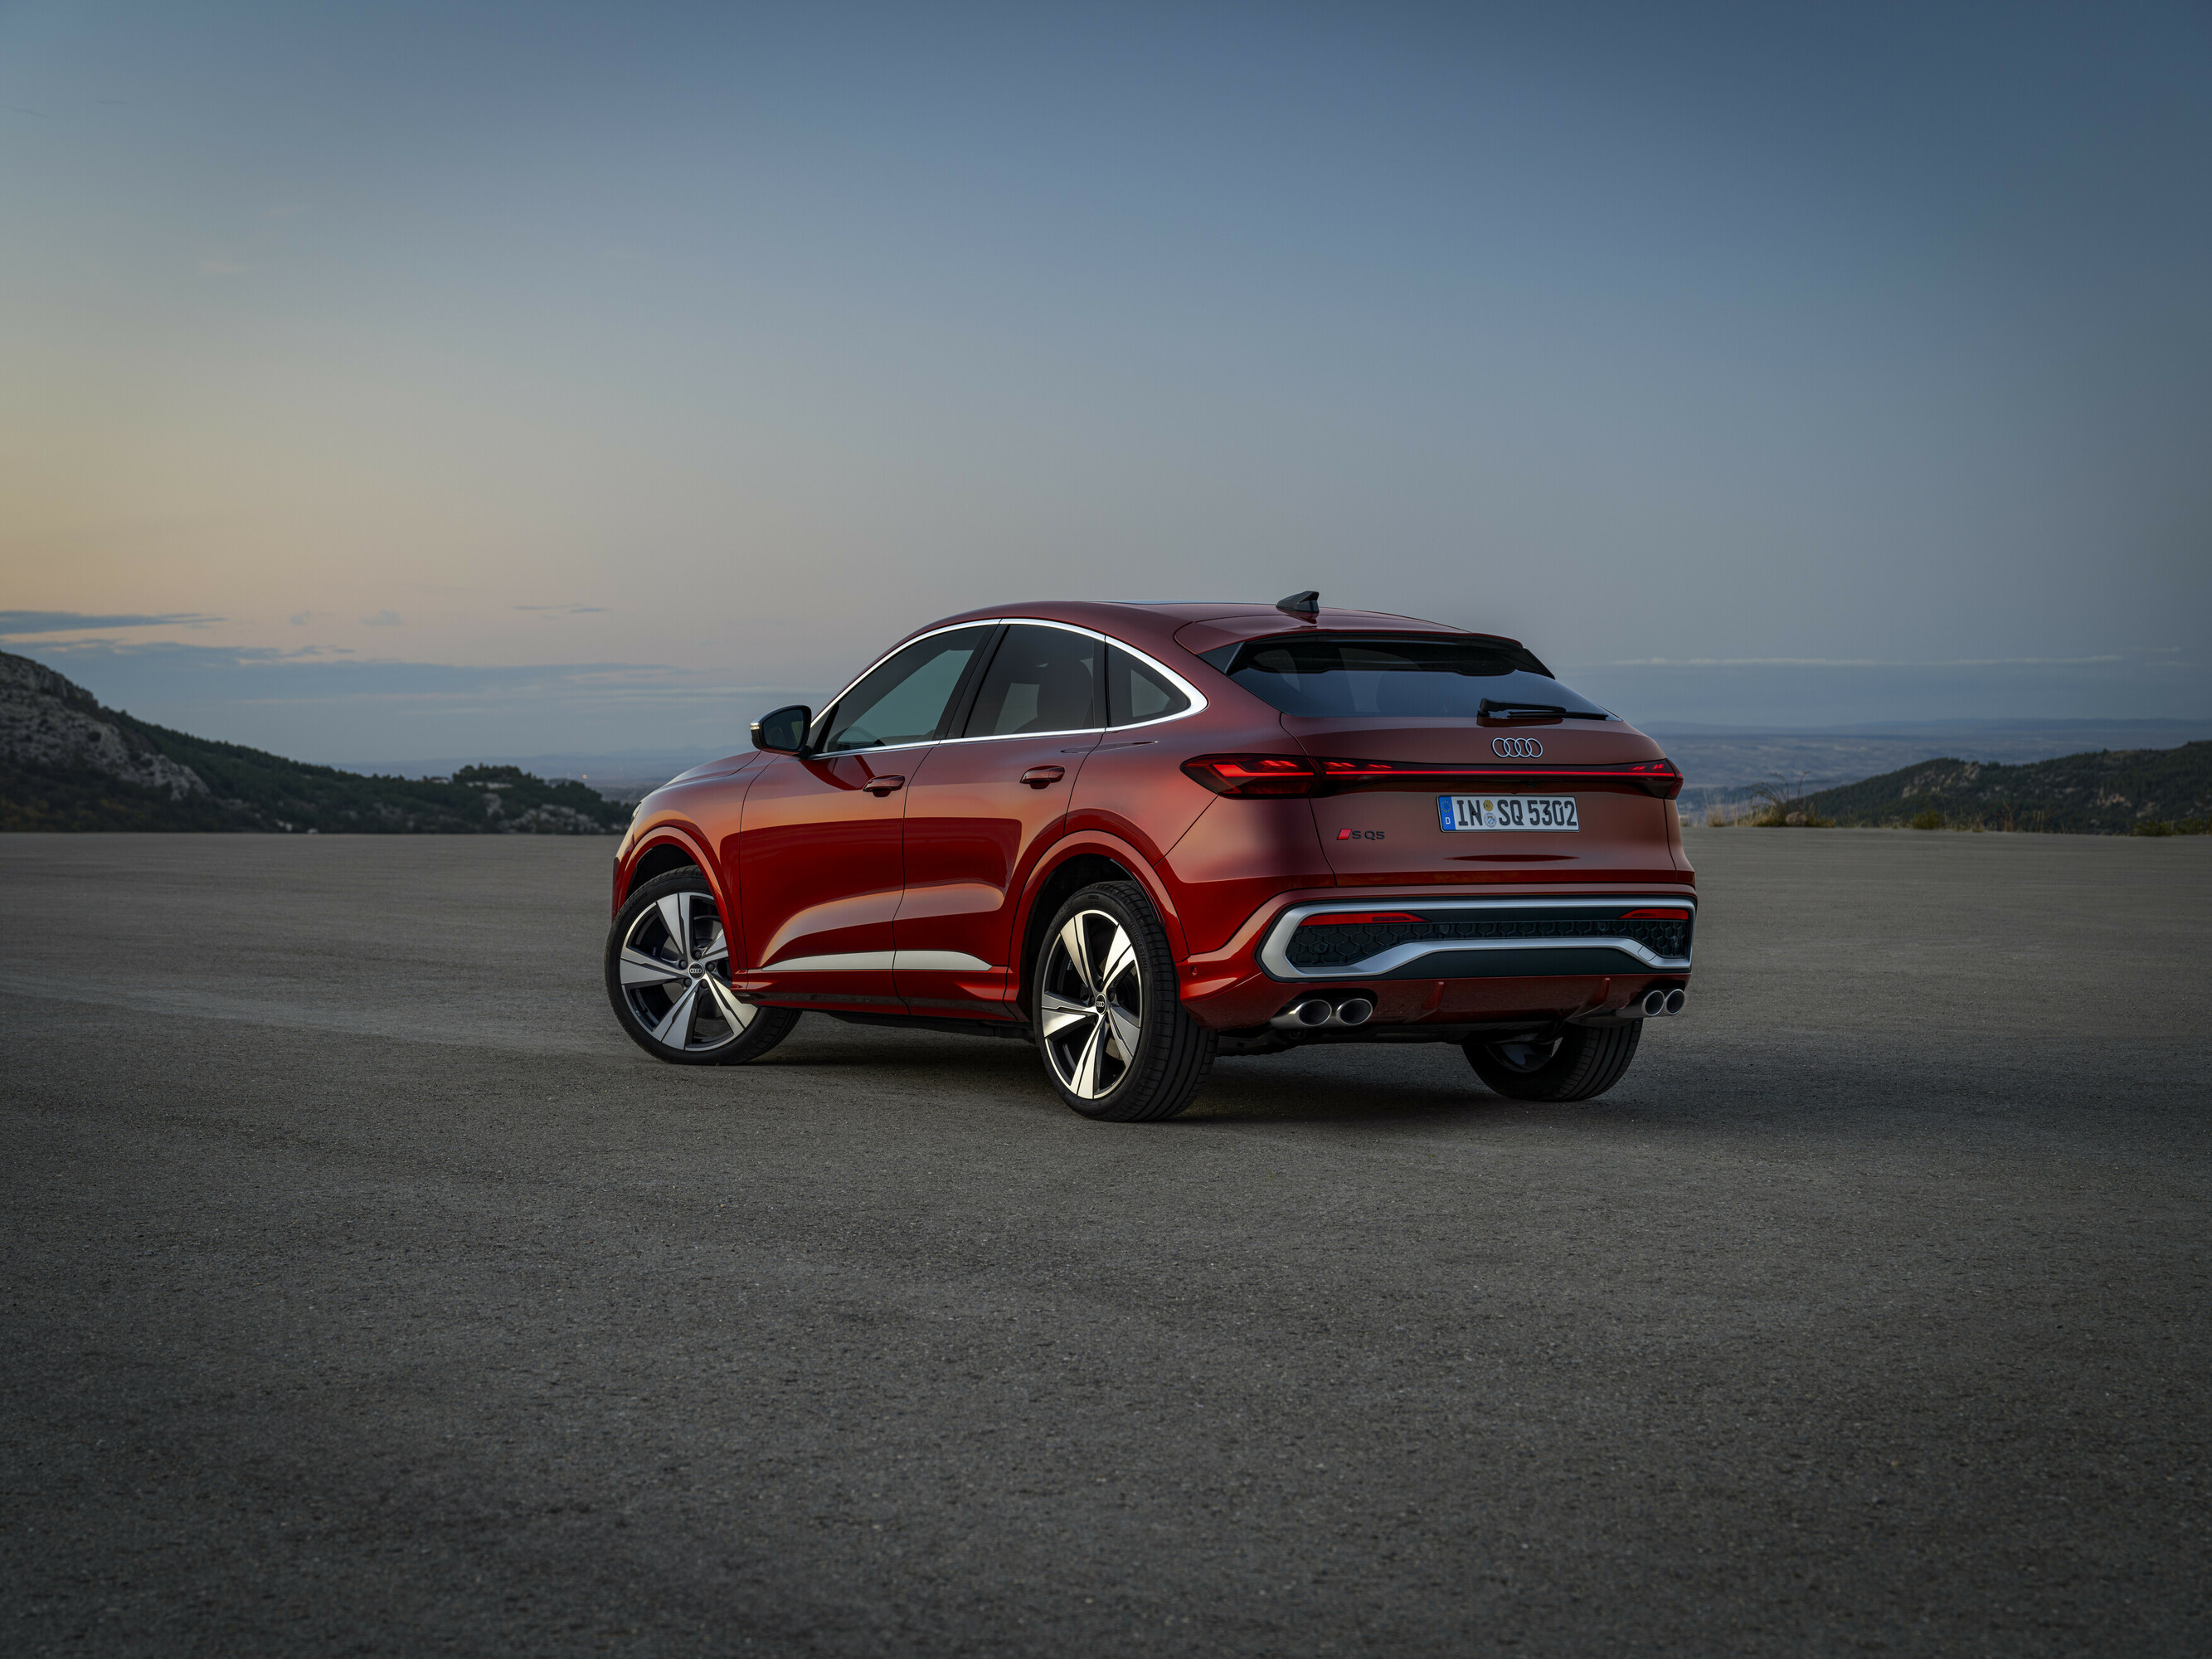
[1206,635,1612,720]
[963,625,1101,737]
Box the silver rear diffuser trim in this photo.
[1258,896,1695,981]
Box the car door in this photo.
[894,623,1104,1018]
[737,625,994,1012]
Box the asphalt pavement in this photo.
[2,828,2207,1657]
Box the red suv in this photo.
[605,596,1692,1120]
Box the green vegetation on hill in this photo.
[1793,742,2212,834]
[0,649,630,833]
[114,714,629,834]
[2,742,630,834]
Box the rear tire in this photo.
[1033,881,1214,1121]
[1466,1021,1641,1102]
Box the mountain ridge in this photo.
[1795,742,2212,833]
[0,652,626,834]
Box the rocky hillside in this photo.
[0,651,628,834]
[1799,742,2212,834]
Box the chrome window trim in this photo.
[809,617,1209,756]
[1257,896,1695,980]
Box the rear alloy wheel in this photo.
[605,870,800,1064]
[1466,1021,1641,1102]
[1034,881,1214,1121]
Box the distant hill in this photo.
[1797,742,2212,834]
[0,652,627,834]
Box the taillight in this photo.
[1300,911,1424,927]
[1315,758,1400,784]
[1622,760,1684,800]
[1181,755,1319,797]
[1182,753,1686,798]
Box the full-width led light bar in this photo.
[1180,755,1685,800]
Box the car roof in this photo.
[906,601,1526,660]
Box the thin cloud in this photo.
[0,610,221,636]
[515,604,612,614]
[361,611,404,627]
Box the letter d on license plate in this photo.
[1437,795,1580,831]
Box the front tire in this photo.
[605,870,800,1065]
[1466,1021,1641,1102]
[1033,881,1214,1121]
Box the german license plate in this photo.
[1437,794,1579,831]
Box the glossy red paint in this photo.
[733,752,907,1010]
[897,725,1099,1017]
[610,601,1696,1034]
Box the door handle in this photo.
[863,775,906,796]
[1020,766,1066,789]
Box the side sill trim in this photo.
[761,949,995,975]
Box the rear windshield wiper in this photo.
[1478,698,1609,720]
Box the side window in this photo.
[963,625,1100,737]
[1105,644,1192,727]
[820,627,994,753]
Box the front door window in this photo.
[821,629,994,753]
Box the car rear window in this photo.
[1200,635,1612,721]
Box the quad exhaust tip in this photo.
[1271,994,1376,1032]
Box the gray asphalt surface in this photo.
[2,829,2208,1657]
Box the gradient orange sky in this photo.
[4,2,2207,759]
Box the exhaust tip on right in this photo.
[1663,988,1686,1016]
[1334,996,1374,1027]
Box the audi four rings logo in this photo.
[1492,736,1544,758]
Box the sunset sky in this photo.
[3,2,2207,762]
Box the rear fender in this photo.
[1013,830,1189,1009]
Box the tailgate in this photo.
[1286,716,1682,885]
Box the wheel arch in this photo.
[1013,833,1188,1018]
[616,826,728,924]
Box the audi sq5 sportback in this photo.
[605,596,1692,1121]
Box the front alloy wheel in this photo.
[604,870,799,1064]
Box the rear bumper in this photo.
[1258,896,1693,980]
[1177,887,1695,1032]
